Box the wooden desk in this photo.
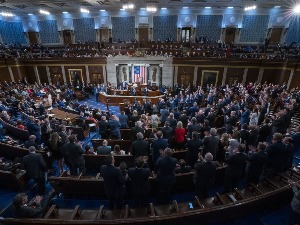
[51,108,79,121]
[98,92,164,106]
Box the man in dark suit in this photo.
[99,116,110,139]
[26,117,41,144]
[166,113,177,131]
[22,146,47,195]
[118,111,129,129]
[131,132,150,159]
[41,118,52,146]
[262,133,286,179]
[62,135,85,175]
[24,135,40,150]
[156,148,177,204]
[100,155,125,209]
[131,121,145,142]
[187,117,201,139]
[223,144,247,193]
[128,156,151,207]
[194,153,217,198]
[202,128,219,159]
[109,115,121,139]
[160,106,169,124]
[151,130,168,167]
[160,121,173,145]
[245,143,268,185]
[96,140,111,155]
[257,118,271,143]
[11,193,44,218]
[186,131,203,167]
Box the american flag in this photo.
[133,66,146,83]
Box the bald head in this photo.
[205,152,213,162]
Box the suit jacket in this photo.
[265,141,286,170]
[22,153,47,179]
[151,138,168,163]
[202,135,219,159]
[240,109,250,125]
[63,142,85,167]
[257,124,271,143]
[225,152,247,177]
[108,119,121,137]
[160,108,169,123]
[128,167,151,195]
[132,139,150,157]
[96,145,112,155]
[187,123,201,138]
[118,114,129,128]
[194,160,217,188]
[131,126,145,142]
[26,121,41,138]
[246,151,268,176]
[12,202,43,218]
[100,164,125,196]
[160,126,173,143]
[185,139,203,166]
[247,129,258,146]
[156,156,177,181]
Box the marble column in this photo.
[257,68,264,83]
[61,65,67,84]
[222,66,227,84]
[46,66,51,84]
[242,68,248,85]
[287,69,294,90]
[33,66,41,84]
[85,65,90,83]
[8,66,15,82]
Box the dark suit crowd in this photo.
[2,80,300,217]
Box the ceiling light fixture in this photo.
[274,6,281,8]
[100,9,105,11]
[80,8,89,13]
[293,5,300,13]
[122,3,134,10]
[146,6,157,13]
[205,7,211,9]
[227,6,234,9]
[183,7,188,9]
[62,11,68,14]
[161,7,167,10]
[0,12,14,17]
[244,5,256,11]
[27,13,33,16]
[39,9,50,15]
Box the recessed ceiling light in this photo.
[120,8,125,11]
[274,6,281,8]
[293,4,300,13]
[140,8,145,10]
[62,11,68,14]
[183,7,188,9]
[100,9,105,11]
[80,8,89,13]
[28,13,33,15]
[39,9,50,15]
[227,6,234,9]
[205,7,211,9]
[161,7,167,10]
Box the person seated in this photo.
[96,140,111,155]
[84,145,96,155]
[111,144,125,155]
[11,191,56,218]
[174,159,192,174]
[16,120,25,130]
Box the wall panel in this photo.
[0,67,12,82]
[246,68,260,84]
[37,66,48,84]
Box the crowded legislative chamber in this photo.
[1,0,300,225]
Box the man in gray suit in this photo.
[96,140,111,155]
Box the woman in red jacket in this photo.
[174,121,186,150]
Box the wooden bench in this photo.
[0,118,29,142]
[92,139,132,152]
[2,171,297,225]
[83,154,134,172]
[0,169,28,191]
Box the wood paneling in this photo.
[270,28,283,44]
[28,32,38,44]
[225,27,236,44]
[0,67,11,82]
[37,66,48,84]
[196,67,224,86]
[246,68,260,84]
[262,69,290,85]
[64,66,86,84]
[226,67,244,85]
[177,66,194,87]
[88,66,104,84]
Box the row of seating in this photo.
[2,170,298,225]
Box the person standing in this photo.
[185,131,203,167]
[63,134,85,175]
[128,156,151,207]
[223,144,247,193]
[151,130,168,168]
[22,146,47,195]
[100,155,125,209]
[109,115,121,139]
[194,153,217,198]
[156,148,177,204]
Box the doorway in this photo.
[269,27,283,44]
[28,32,38,44]
[181,27,191,47]
[138,27,149,47]
[63,30,73,44]
[225,27,236,44]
